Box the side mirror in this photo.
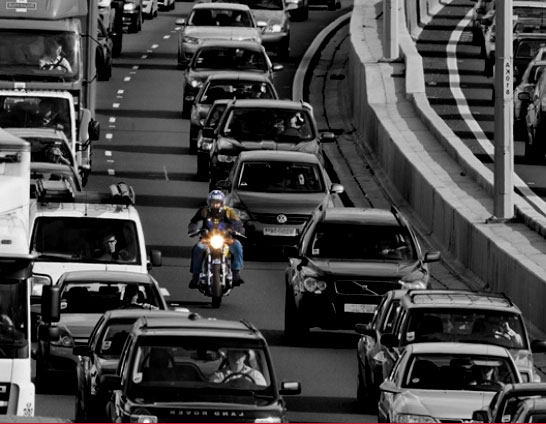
[202,127,216,139]
[272,64,284,72]
[41,285,60,324]
[73,345,92,357]
[320,132,335,142]
[257,20,267,28]
[149,250,162,268]
[216,179,231,190]
[282,245,300,258]
[175,18,186,25]
[380,333,397,348]
[38,324,60,341]
[330,183,344,194]
[518,91,531,102]
[279,381,301,395]
[423,250,441,263]
[531,339,546,353]
[100,374,122,391]
[471,410,488,423]
[379,380,400,394]
[89,120,101,141]
[355,323,376,338]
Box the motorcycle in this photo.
[189,227,245,308]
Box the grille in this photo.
[334,279,400,295]
[252,212,310,225]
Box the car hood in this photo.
[394,389,495,420]
[217,136,319,154]
[232,191,327,214]
[306,258,421,278]
[59,313,103,339]
[253,10,285,25]
[185,26,260,40]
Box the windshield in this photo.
[127,336,274,403]
[307,222,417,260]
[188,8,254,27]
[0,30,79,81]
[59,282,160,314]
[31,217,141,265]
[402,353,517,392]
[0,96,72,138]
[223,108,315,141]
[237,161,324,193]
[403,308,528,350]
[212,0,283,10]
[193,48,267,72]
[0,280,28,359]
[199,82,276,104]
[516,40,546,60]
[98,320,134,358]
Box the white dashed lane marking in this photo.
[113,103,120,108]
[105,151,112,157]
[124,76,131,82]
[106,133,113,140]
[108,169,115,176]
[163,35,171,39]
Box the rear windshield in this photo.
[193,48,267,71]
[198,81,276,104]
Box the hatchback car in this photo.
[176,3,261,69]
[34,270,169,392]
[104,314,301,422]
[377,342,522,423]
[189,72,278,153]
[206,98,332,188]
[123,0,144,33]
[218,150,344,245]
[283,207,439,338]
[180,40,283,117]
[74,309,189,422]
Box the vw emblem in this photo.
[276,214,288,224]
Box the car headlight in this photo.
[130,414,158,423]
[399,280,426,290]
[266,24,284,33]
[50,327,74,347]
[217,154,236,163]
[124,2,136,10]
[302,277,327,293]
[182,35,200,44]
[232,208,250,220]
[198,139,213,151]
[189,79,203,88]
[255,418,282,423]
[393,414,438,423]
[31,274,53,297]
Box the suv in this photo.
[377,290,546,386]
[29,183,162,300]
[104,314,301,422]
[283,207,440,339]
[207,98,334,189]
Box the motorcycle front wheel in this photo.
[211,263,223,309]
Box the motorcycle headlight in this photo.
[393,414,438,423]
[217,154,236,163]
[124,3,136,10]
[31,274,53,297]
[266,24,283,33]
[302,277,327,293]
[182,35,200,45]
[232,208,250,220]
[210,234,225,250]
[255,418,282,423]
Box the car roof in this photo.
[205,71,272,82]
[400,289,520,312]
[514,1,546,8]
[238,150,321,163]
[227,98,309,110]
[58,270,154,283]
[132,315,264,340]
[500,382,546,395]
[192,2,251,11]
[103,309,190,320]
[198,39,264,50]
[321,207,399,226]
[406,342,512,357]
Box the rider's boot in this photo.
[189,273,199,289]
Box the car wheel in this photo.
[96,50,108,81]
[128,18,138,33]
[34,359,49,394]
[74,393,86,423]
[154,4,158,17]
[284,285,309,341]
[197,152,209,180]
[189,125,199,154]
[137,12,143,31]
[182,100,192,119]
[277,38,290,60]
[527,125,545,162]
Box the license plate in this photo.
[344,303,377,313]
[263,227,297,237]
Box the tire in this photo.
[277,38,290,60]
[137,12,143,31]
[34,359,49,394]
[171,0,175,10]
[211,264,222,308]
[74,394,87,423]
[182,100,192,119]
[197,153,209,180]
[284,285,308,340]
[189,125,199,154]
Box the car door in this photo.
[378,347,408,422]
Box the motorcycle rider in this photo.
[188,190,244,289]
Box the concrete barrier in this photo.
[348,0,546,334]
